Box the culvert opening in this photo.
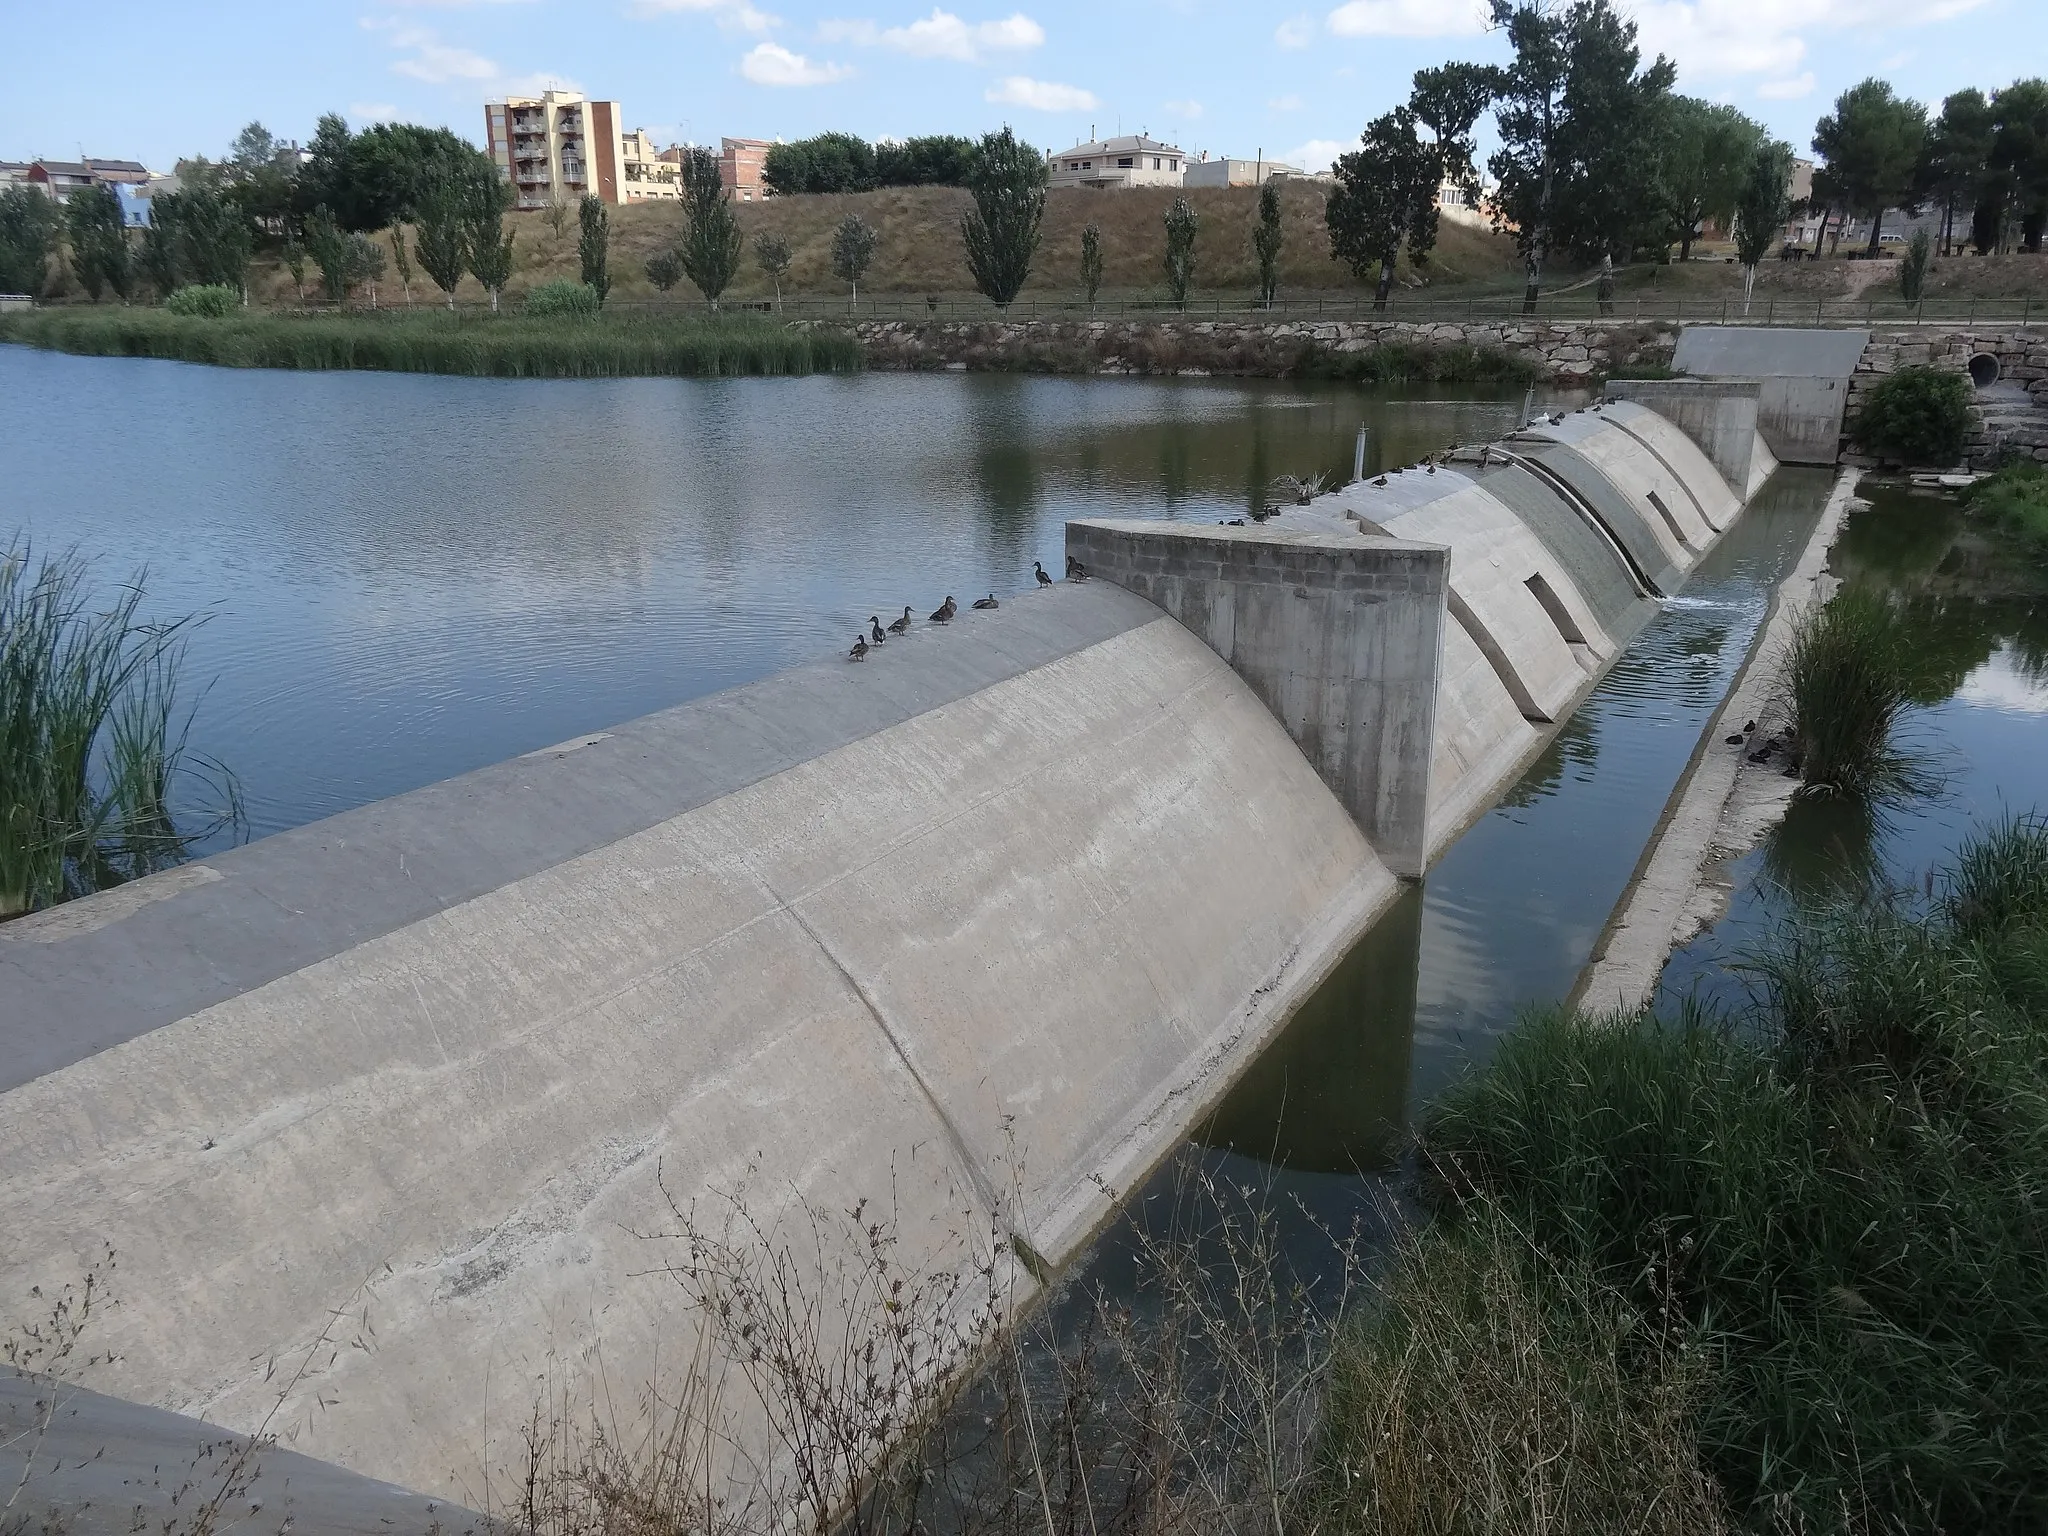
[1969,353,2001,389]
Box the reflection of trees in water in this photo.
[1761,794,1888,910]
[965,381,1041,556]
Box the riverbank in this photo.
[0,307,864,378]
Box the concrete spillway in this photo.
[0,375,1776,1518]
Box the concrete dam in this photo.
[0,371,1782,1515]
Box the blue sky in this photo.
[5,0,2041,175]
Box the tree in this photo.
[1921,89,1995,255]
[1328,107,1442,311]
[139,207,182,299]
[677,147,744,309]
[578,194,610,307]
[170,187,253,294]
[1410,62,1495,204]
[1488,0,1673,309]
[344,231,386,308]
[281,234,308,305]
[464,172,515,312]
[831,213,877,302]
[389,223,415,305]
[1810,162,1848,254]
[65,185,130,303]
[1660,97,1764,261]
[875,135,977,187]
[1079,223,1103,311]
[1162,196,1198,310]
[306,206,349,305]
[544,195,574,243]
[0,184,59,298]
[1734,139,1793,314]
[645,248,684,293]
[1989,79,2048,253]
[413,175,468,308]
[960,127,1045,310]
[753,231,793,309]
[298,113,498,231]
[764,134,878,196]
[1252,180,1283,306]
[1813,79,1927,254]
[226,121,298,235]
[1899,226,1934,302]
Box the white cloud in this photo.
[1274,13,1313,47]
[1757,71,1816,99]
[1165,98,1204,118]
[350,102,402,122]
[634,0,778,33]
[1326,0,1486,38]
[824,9,1044,60]
[1632,0,1992,87]
[985,75,1096,111]
[1269,92,1303,111]
[740,40,853,83]
[1284,138,1346,174]
[361,19,501,83]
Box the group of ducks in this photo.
[848,557,1088,661]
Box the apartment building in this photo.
[484,91,677,209]
[1047,135,1186,190]
[719,137,772,201]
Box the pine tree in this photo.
[677,148,743,309]
[1252,182,1283,307]
[1162,197,1197,311]
[1327,108,1442,311]
[578,194,610,308]
[960,126,1045,310]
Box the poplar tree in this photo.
[753,231,793,309]
[960,126,1045,310]
[1252,181,1283,306]
[1162,197,1197,310]
[0,184,60,299]
[677,148,743,309]
[578,194,610,308]
[413,176,468,308]
[390,222,415,305]
[464,172,515,312]
[306,206,348,305]
[65,185,130,303]
[1734,139,1792,313]
[831,214,877,302]
[1079,223,1103,310]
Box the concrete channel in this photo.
[0,329,1856,1527]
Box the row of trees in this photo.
[761,133,988,196]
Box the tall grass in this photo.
[1782,586,1919,797]
[0,308,862,379]
[1,545,239,918]
[1390,814,2048,1533]
[1960,460,2048,556]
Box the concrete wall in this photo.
[1603,378,1778,500]
[1062,521,1446,878]
[0,584,1399,1510]
[1671,327,1867,464]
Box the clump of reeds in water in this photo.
[1782,584,1918,798]
[0,544,239,918]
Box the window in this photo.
[1152,158,1160,169]
[1082,160,1092,169]
[1117,157,1133,167]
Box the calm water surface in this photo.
[1,345,1536,842]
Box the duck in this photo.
[1035,561,1053,587]
[1065,555,1089,581]
[930,596,956,622]
[869,616,887,644]
[888,606,912,635]
[972,593,999,610]
[1426,463,1437,474]
[1372,474,1388,487]
[849,635,868,662]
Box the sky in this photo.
[4,0,2042,177]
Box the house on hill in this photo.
[1048,135,1185,190]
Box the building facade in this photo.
[484,92,675,209]
[719,137,772,201]
[1181,155,1302,189]
[16,158,151,204]
[1047,135,1185,190]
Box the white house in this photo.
[1048,135,1186,190]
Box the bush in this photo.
[521,279,600,319]
[1961,459,2048,554]
[162,283,239,318]
[1851,363,1973,466]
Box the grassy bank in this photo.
[0,306,863,378]
[1963,460,2048,556]
[1326,815,2048,1533]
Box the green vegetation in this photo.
[1328,107,1447,311]
[0,307,862,378]
[1852,363,1975,465]
[959,127,1045,311]
[521,280,600,319]
[1252,182,1283,307]
[752,230,793,310]
[1078,223,1103,311]
[0,184,60,298]
[1814,80,1928,253]
[577,194,611,308]
[1962,459,2048,553]
[831,213,878,301]
[676,148,744,310]
[762,131,985,195]
[65,185,132,304]
[163,284,239,318]
[1783,585,1919,796]
[1342,812,2048,1531]
[1,545,238,919]
[1162,196,1197,311]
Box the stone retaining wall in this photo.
[1847,326,2048,466]
[850,317,1679,381]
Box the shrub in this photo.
[1961,459,2048,554]
[1782,585,1918,797]
[162,283,239,318]
[1851,363,1973,466]
[521,279,599,319]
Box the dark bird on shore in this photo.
[1549,411,1567,425]
[870,617,887,644]
[1426,463,1437,474]
[1743,720,1756,733]
[849,636,868,662]
[930,596,956,622]
[1066,555,1089,581]
[889,606,912,634]
[1372,475,1388,487]
[1226,517,1246,525]
[972,594,999,610]
[1726,735,1745,746]
[1035,561,1053,587]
